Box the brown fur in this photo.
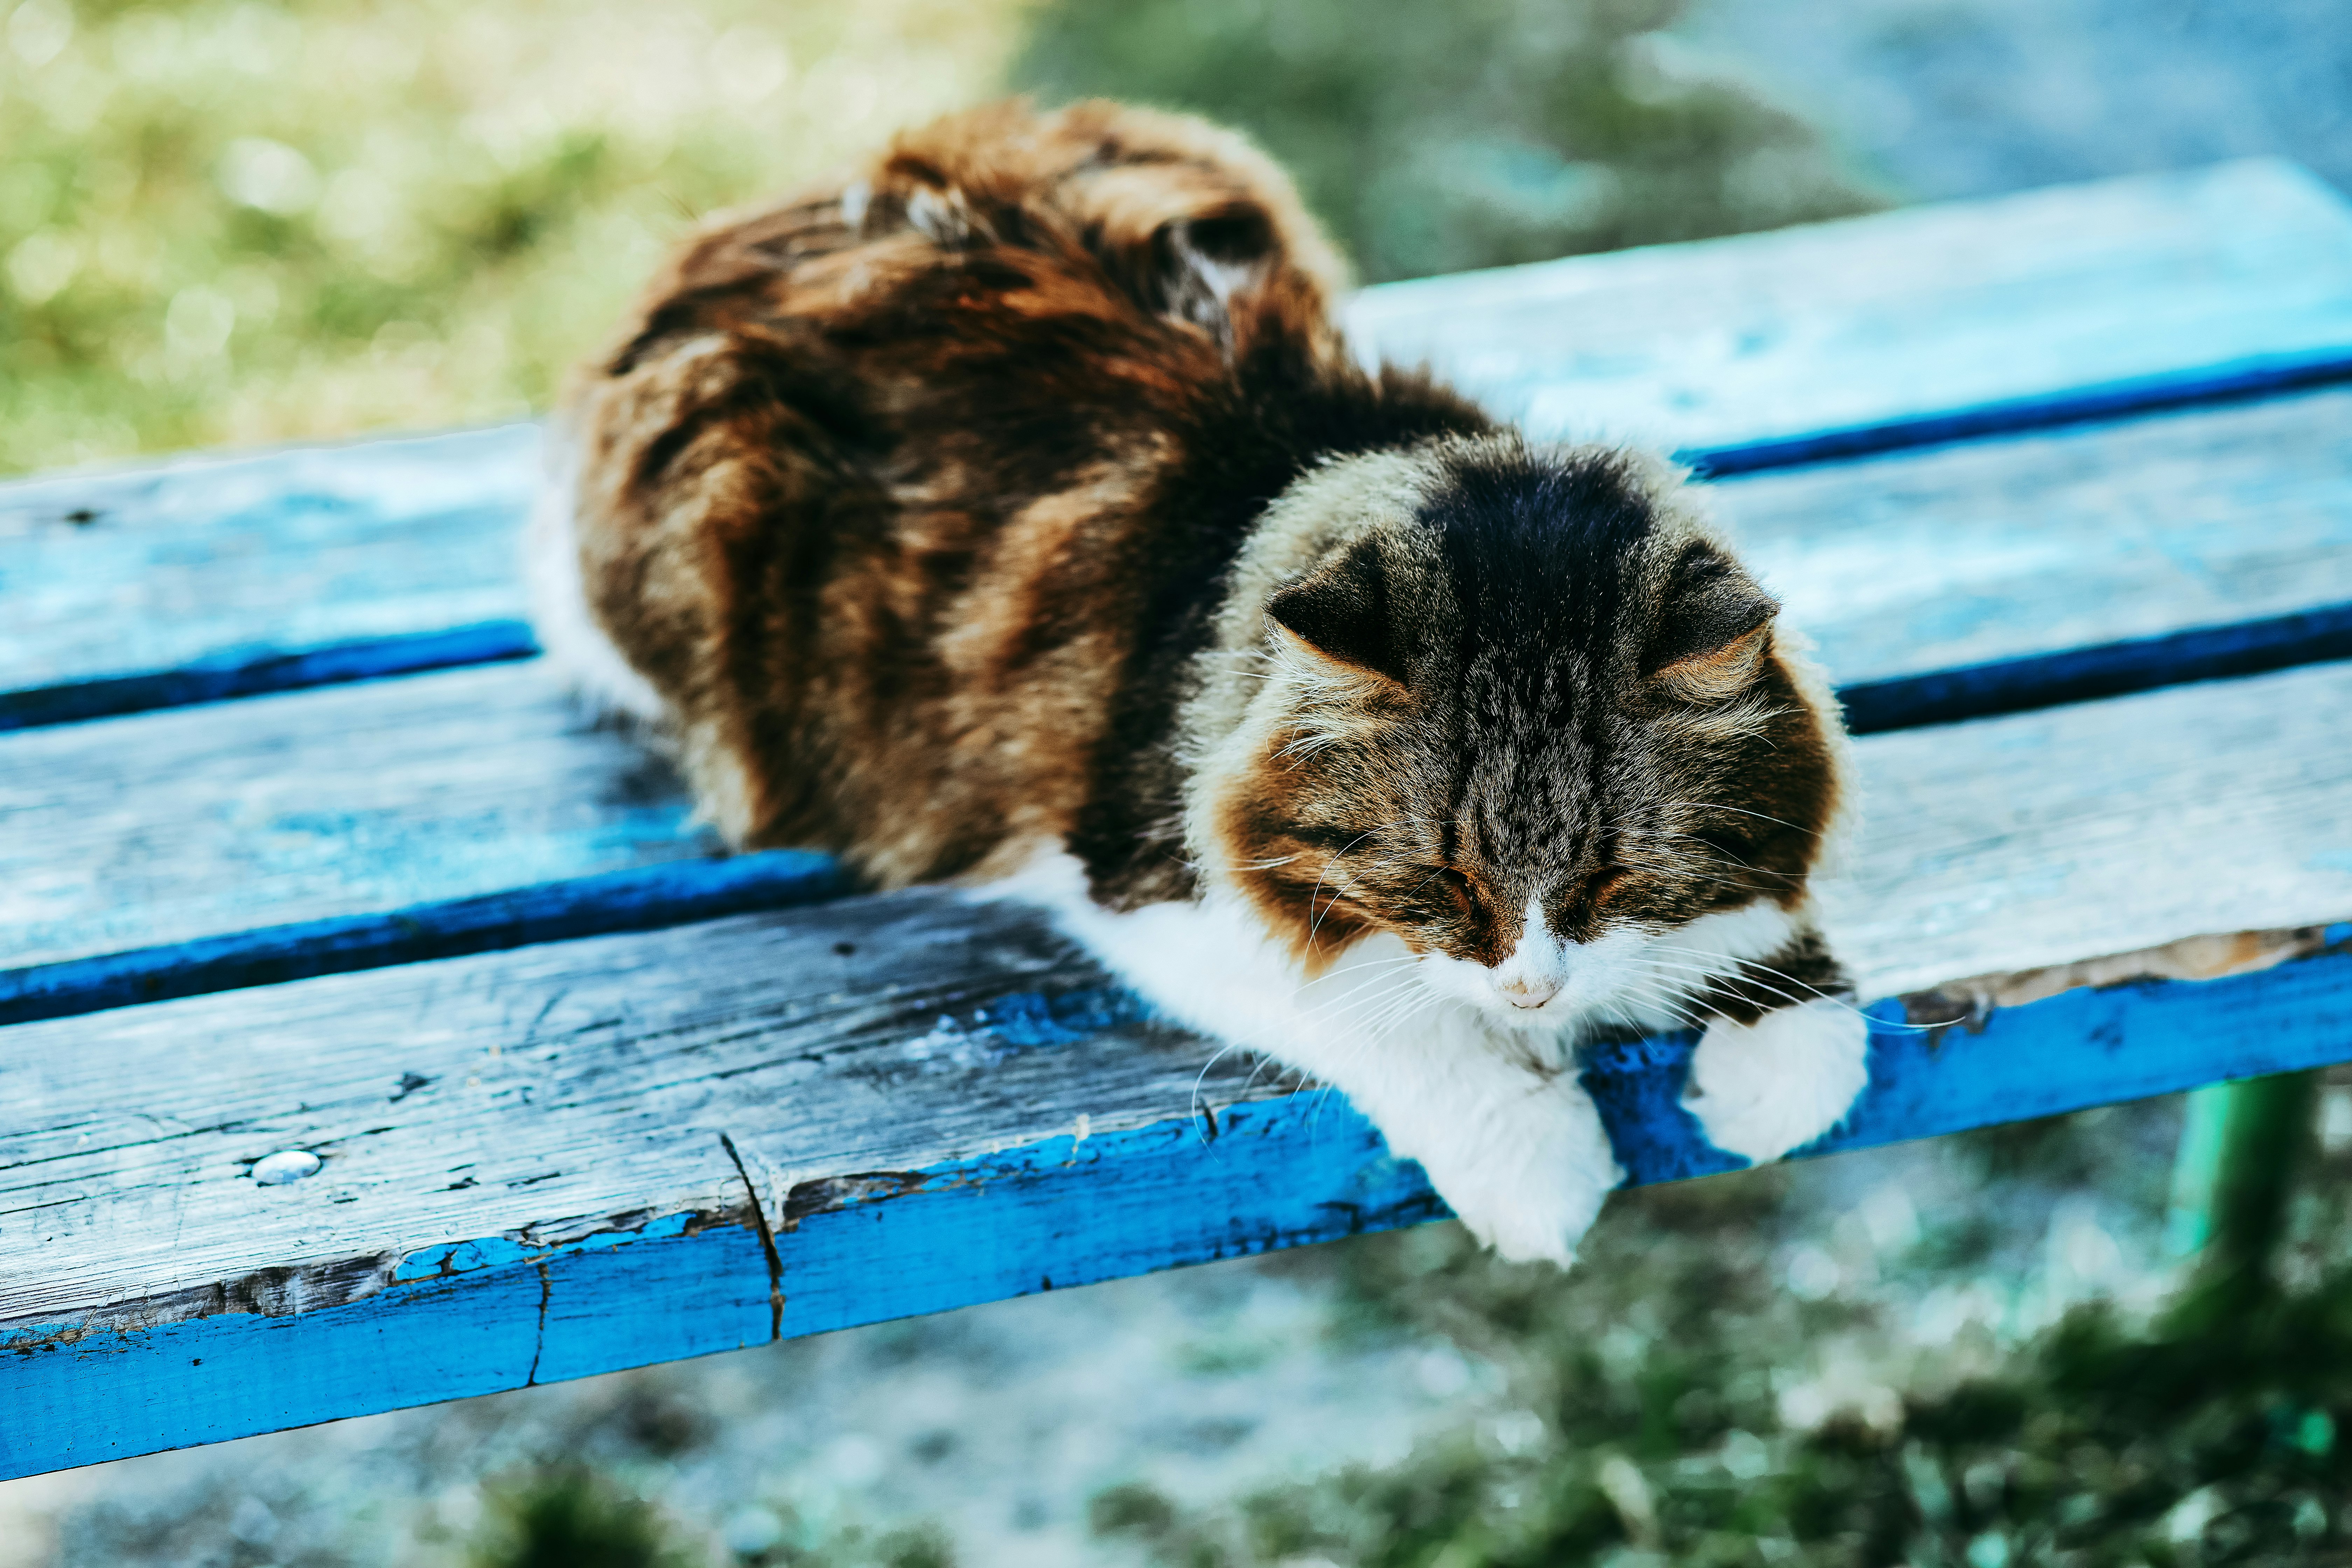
[559,99,1486,895]
[552,99,1852,1008]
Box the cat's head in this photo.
[1193,435,1850,1029]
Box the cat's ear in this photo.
[1150,206,1274,345]
[1267,536,1408,686]
[1647,546,1778,701]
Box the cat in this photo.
[529,98,1869,1265]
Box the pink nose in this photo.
[1495,975,1561,1009]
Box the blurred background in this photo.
[7,0,2350,477]
[6,0,2352,1563]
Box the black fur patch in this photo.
[1068,355,1490,908]
[1700,928,1855,1026]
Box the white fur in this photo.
[1489,897,1566,1010]
[905,185,973,246]
[980,849,1843,1265]
[1683,997,1869,1164]
[523,433,666,726]
[1414,897,1801,1041]
[839,180,871,233]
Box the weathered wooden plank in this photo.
[28,938,2352,1479]
[1819,661,2352,998]
[1724,386,2352,730]
[5,660,2351,1476]
[0,662,830,1021]
[2,1088,1441,1478]
[7,162,2348,726]
[1347,159,2352,467]
[0,852,842,1027]
[0,663,716,968]
[10,390,2351,1020]
[8,953,2351,1478]
[0,424,539,730]
[10,943,2352,1478]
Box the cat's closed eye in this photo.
[1583,866,1631,909]
[1431,866,1478,912]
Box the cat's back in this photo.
[581,99,1349,406]
[540,99,1363,882]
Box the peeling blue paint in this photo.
[13,949,2352,1482]
[390,1211,701,1283]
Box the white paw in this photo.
[1684,998,1869,1164]
[1412,1077,1625,1267]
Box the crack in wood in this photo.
[718,1132,785,1341]
[524,1261,549,1386]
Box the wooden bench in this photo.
[6,158,2352,1480]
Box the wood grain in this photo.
[1820,660,2352,999]
[1722,387,2352,686]
[0,424,538,728]
[1348,159,2352,462]
[1717,386,2352,728]
[0,664,714,972]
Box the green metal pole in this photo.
[2164,1070,2319,1326]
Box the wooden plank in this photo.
[7,162,2349,726]
[6,658,2351,1477]
[1819,661,2352,999]
[10,390,2351,1020]
[0,661,835,1022]
[2,663,710,969]
[0,853,844,1027]
[1347,159,2352,469]
[8,951,2350,1477]
[0,424,539,730]
[1723,386,2352,730]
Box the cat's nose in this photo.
[1494,974,1561,1009]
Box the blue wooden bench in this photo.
[5,158,2352,1480]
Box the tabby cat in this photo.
[530,99,1868,1264]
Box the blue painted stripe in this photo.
[1678,345,2352,477]
[0,850,845,1027]
[8,939,2348,1482]
[0,620,539,732]
[1837,601,2352,734]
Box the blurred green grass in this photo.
[1094,1113,2352,1568]
[0,0,1024,475]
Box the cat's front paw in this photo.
[1414,1079,1625,1267]
[1684,998,1869,1165]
